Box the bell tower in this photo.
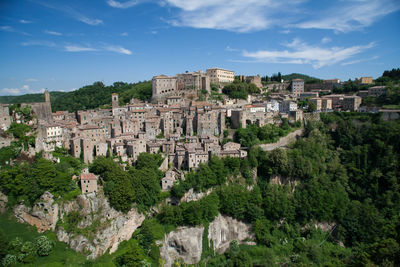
[112,93,119,108]
[44,90,50,103]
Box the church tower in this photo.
[112,93,119,108]
[44,90,50,103]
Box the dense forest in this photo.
[0,81,152,113]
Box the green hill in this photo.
[0,81,152,113]
[282,73,322,83]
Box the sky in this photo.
[0,0,399,95]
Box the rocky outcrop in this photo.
[14,191,59,232]
[181,188,213,203]
[159,226,204,267]
[0,191,8,213]
[160,214,254,266]
[58,192,145,259]
[269,175,298,192]
[208,214,254,253]
[14,191,145,259]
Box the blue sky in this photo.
[0,0,399,95]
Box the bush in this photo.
[35,236,53,256]
[2,254,17,266]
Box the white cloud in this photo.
[163,0,299,32]
[44,30,62,36]
[65,45,98,52]
[321,37,331,44]
[241,39,375,68]
[78,16,103,26]
[1,25,31,36]
[107,0,139,8]
[0,26,14,32]
[341,56,379,66]
[19,19,33,24]
[295,0,400,33]
[21,40,56,47]
[1,85,39,95]
[226,46,239,52]
[121,32,129,36]
[104,45,132,55]
[33,1,103,26]
[155,0,399,33]
[64,44,132,55]
[25,78,39,82]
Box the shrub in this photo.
[35,236,53,256]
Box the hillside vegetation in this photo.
[0,81,152,113]
[282,73,322,83]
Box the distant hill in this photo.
[282,73,322,83]
[0,91,66,105]
[0,81,152,112]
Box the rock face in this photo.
[208,214,254,253]
[181,188,213,203]
[14,191,59,232]
[160,226,204,267]
[269,175,298,192]
[14,191,145,259]
[160,214,254,266]
[0,191,8,213]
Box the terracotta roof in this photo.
[80,173,98,180]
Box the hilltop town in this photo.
[0,68,398,191]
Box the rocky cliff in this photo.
[208,214,254,253]
[13,191,145,259]
[160,214,254,266]
[159,226,204,267]
[14,191,58,232]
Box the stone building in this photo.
[280,100,297,113]
[176,70,210,92]
[368,86,386,97]
[341,96,362,111]
[36,123,64,152]
[206,68,235,84]
[152,75,178,100]
[80,173,98,194]
[357,77,373,84]
[162,170,176,191]
[22,90,53,123]
[0,104,11,130]
[238,75,263,88]
[230,106,274,129]
[291,79,304,96]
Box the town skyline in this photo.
[0,0,400,95]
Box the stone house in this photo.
[80,173,98,194]
[161,170,176,191]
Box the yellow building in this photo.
[206,68,235,84]
[358,77,373,84]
